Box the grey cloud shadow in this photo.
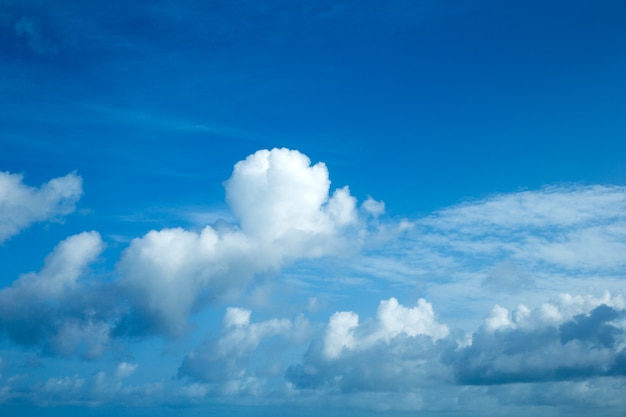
[448,305,626,386]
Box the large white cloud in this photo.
[116,148,367,336]
[225,148,357,241]
[0,171,82,243]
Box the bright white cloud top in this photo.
[1,148,625,416]
[116,148,363,337]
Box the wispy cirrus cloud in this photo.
[343,185,626,319]
[415,185,626,272]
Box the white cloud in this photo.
[347,185,626,332]
[224,148,356,241]
[374,297,450,341]
[117,148,364,337]
[116,226,252,336]
[115,362,138,379]
[323,311,359,359]
[481,291,625,333]
[483,305,513,333]
[361,196,385,217]
[423,185,626,232]
[0,171,82,243]
[286,289,626,404]
[322,298,449,359]
[0,231,103,300]
[410,185,626,273]
[522,224,626,270]
[215,307,292,358]
[451,291,626,385]
[0,232,110,357]
[4,150,626,412]
[224,307,252,328]
[287,297,451,392]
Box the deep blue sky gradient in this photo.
[3,0,625,214]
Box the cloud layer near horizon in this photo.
[1,148,626,414]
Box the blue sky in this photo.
[1,0,626,415]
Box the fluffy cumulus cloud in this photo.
[0,148,379,357]
[286,297,451,393]
[281,291,626,411]
[0,232,111,358]
[115,226,255,336]
[0,171,82,243]
[225,148,357,242]
[116,148,367,337]
[322,298,449,360]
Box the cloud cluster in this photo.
[116,148,364,337]
[175,299,454,402]
[0,171,82,243]
[0,148,372,356]
[286,297,450,392]
[282,290,626,411]
[450,291,626,385]
[2,148,626,414]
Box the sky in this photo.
[1,0,626,415]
